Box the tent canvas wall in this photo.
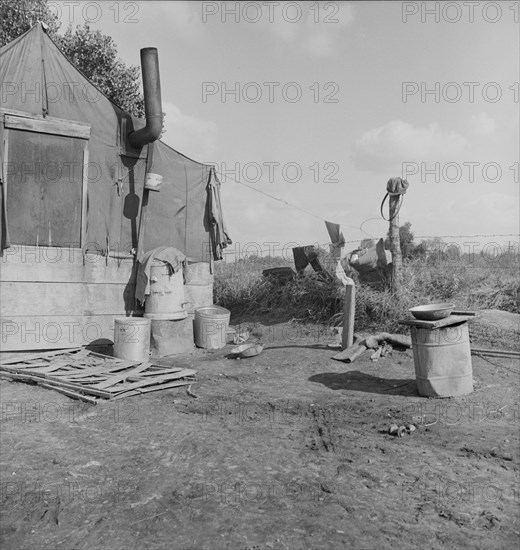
[0,24,230,351]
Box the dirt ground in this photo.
[1,315,519,550]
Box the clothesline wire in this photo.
[214,169,365,233]
[215,170,519,243]
[222,235,520,257]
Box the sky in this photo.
[50,1,519,258]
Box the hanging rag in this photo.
[292,245,333,282]
[206,168,232,260]
[325,221,345,247]
[349,238,390,274]
[292,246,309,273]
[135,246,186,305]
[0,143,11,252]
[324,221,353,285]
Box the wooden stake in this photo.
[389,194,402,293]
[341,283,355,350]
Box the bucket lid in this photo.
[195,306,230,317]
[115,317,151,325]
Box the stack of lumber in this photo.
[0,348,196,404]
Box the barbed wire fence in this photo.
[221,234,520,263]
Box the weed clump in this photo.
[214,254,519,340]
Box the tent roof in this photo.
[0,23,206,165]
[0,23,230,261]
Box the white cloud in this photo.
[353,120,469,172]
[307,32,334,57]
[264,1,355,57]
[130,1,354,57]
[471,112,496,136]
[154,2,200,37]
[161,101,217,161]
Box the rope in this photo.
[380,192,404,222]
[214,170,363,232]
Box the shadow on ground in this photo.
[309,370,418,396]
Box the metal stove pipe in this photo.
[128,47,163,148]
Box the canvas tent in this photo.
[0,22,230,258]
[0,23,231,351]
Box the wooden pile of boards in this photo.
[0,348,196,404]
[332,333,412,363]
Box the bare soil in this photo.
[1,319,519,550]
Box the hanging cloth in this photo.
[206,168,232,260]
[0,139,11,251]
[324,220,345,247]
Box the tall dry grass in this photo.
[214,252,519,340]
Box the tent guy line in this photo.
[214,169,378,238]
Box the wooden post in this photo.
[341,283,355,350]
[389,194,402,293]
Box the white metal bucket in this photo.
[113,317,151,362]
[144,261,187,320]
[194,306,230,349]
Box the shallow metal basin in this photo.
[409,303,455,321]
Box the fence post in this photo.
[341,283,355,349]
[389,195,402,293]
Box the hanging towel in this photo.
[292,245,319,273]
[292,246,309,273]
[206,168,232,260]
[0,143,11,251]
[135,246,186,305]
[349,238,390,274]
[324,221,353,285]
[325,221,345,247]
[292,245,333,282]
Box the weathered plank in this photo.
[112,368,196,393]
[1,281,85,316]
[112,380,193,400]
[4,113,91,140]
[93,362,152,390]
[0,315,119,351]
[39,383,99,404]
[0,348,197,401]
[0,371,114,398]
[341,284,355,350]
[0,247,85,282]
[84,257,135,284]
[84,283,136,315]
[0,348,83,365]
[398,315,473,329]
[0,248,134,284]
[1,282,135,316]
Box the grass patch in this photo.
[214,254,519,347]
